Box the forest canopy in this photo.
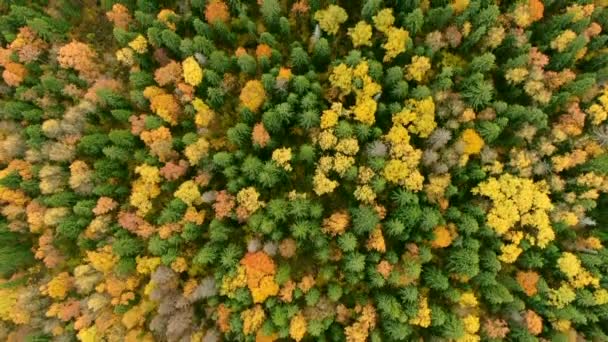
[1,0,608,341]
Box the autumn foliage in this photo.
[0,1,608,341]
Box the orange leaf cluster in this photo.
[160,160,189,180]
[279,280,296,302]
[84,79,122,103]
[93,197,118,216]
[235,47,247,57]
[144,88,181,125]
[35,229,64,269]
[517,270,540,297]
[102,275,138,305]
[278,238,297,258]
[217,303,231,332]
[555,102,586,137]
[366,227,386,253]
[117,212,156,238]
[213,190,235,219]
[252,122,271,147]
[524,310,543,335]
[298,275,315,294]
[322,210,350,236]
[205,0,230,24]
[291,1,310,15]
[376,260,393,279]
[529,0,544,22]
[46,300,80,322]
[483,318,510,339]
[57,41,99,81]
[140,126,177,162]
[0,159,32,180]
[240,251,279,303]
[545,69,576,90]
[106,4,132,29]
[129,114,147,135]
[26,200,45,233]
[255,44,272,59]
[154,60,182,86]
[431,225,454,248]
[2,61,27,87]
[9,26,47,63]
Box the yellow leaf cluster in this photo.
[348,21,372,47]
[44,272,72,300]
[174,180,201,206]
[345,303,376,342]
[145,87,181,125]
[354,184,376,204]
[128,35,148,54]
[136,256,161,275]
[459,292,478,307]
[372,9,394,33]
[328,62,381,125]
[320,108,339,129]
[452,0,470,13]
[410,295,431,327]
[406,97,437,137]
[382,99,427,190]
[557,252,599,288]
[499,243,522,264]
[182,56,203,86]
[551,30,577,52]
[193,98,215,127]
[240,80,266,112]
[184,137,210,165]
[383,27,409,62]
[289,313,307,341]
[425,174,451,205]
[472,174,554,261]
[461,128,485,155]
[587,86,608,125]
[87,245,118,274]
[353,97,378,126]
[236,187,264,214]
[314,5,348,35]
[122,300,155,329]
[241,304,266,335]
[505,67,529,84]
[594,288,608,305]
[116,47,134,65]
[78,326,98,342]
[549,284,576,308]
[157,9,177,30]
[0,286,20,323]
[272,147,293,171]
[313,171,339,195]
[383,158,424,191]
[333,154,355,176]
[130,164,161,216]
[463,314,480,334]
[329,63,352,94]
[406,56,432,83]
